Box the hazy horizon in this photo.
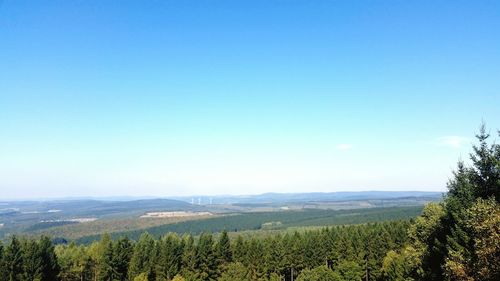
[1,1,499,199]
[1,189,445,201]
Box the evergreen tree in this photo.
[128,233,157,281]
[444,198,500,280]
[97,234,114,281]
[262,235,285,278]
[156,234,182,280]
[245,238,266,281]
[0,242,7,281]
[232,236,245,264]
[408,125,500,281]
[181,235,198,280]
[215,230,232,267]
[112,237,133,281]
[38,236,60,281]
[22,238,42,281]
[4,236,23,281]
[196,233,217,281]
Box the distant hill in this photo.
[0,191,442,241]
[170,191,444,205]
[0,198,202,239]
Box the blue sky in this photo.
[1,0,499,198]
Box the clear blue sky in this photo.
[1,0,499,199]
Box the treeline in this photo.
[0,220,410,281]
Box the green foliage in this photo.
[97,234,114,281]
[172,275,186,281]
[133,272,148,281]
[181,235,198,280]
[406,124,500,281]
[128,233,156,281]
[156,233,182,280]
[113,237,133,281]
[381,247,419,281]
[216,230,232,267]
[4,236,23,281]
[217,262,251,281]
[9,125,500,281]
[296,266,341,281]
[55,242,92,281]
[37,236,60,281]
[0,220,411,281]
[0,242,6,281]
[444,198,500,281]
[196,233,218,281]
[334,261,363,281]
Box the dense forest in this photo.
[0,126,498,281]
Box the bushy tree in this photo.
[408,124,500,281]
[382,247,419,281]
[334,261,363,281]
[217,262,251,281]
[444,198,500,281]
[55,242,92,281]
[296,266,341,281]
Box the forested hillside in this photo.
[0,221,410,281]
[0,126,498,281]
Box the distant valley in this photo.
[0,191,441,242]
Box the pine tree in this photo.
[262,235,285,279]
[4,236,24,281]
[245,237,266,280]
[112,237,133,281]
[22,238,42,281]
[181,235,198,280]
[470,125,500,200]
[215,230,232,267]
[196,233,217,281]
[408,125,500,281]
[97,234,114,281]
[0,242,7,281]
[38,236,60,281]
[128,232,157,280]
[232,235,245,263]
[156,234,182,280]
